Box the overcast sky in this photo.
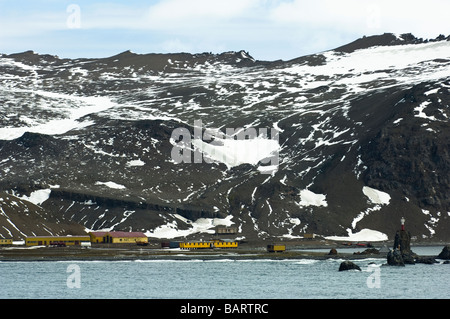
[1,0,449,61]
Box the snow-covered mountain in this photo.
[1,33,449,242]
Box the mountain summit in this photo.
[333,32,449,53]
[0,33,449,242]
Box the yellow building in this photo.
[267,244,286,252]
[89,231,148,244]
[211,239,238,248]
[25,235,91,247]
[179,240,238,249]
[0,238,13,246]
[89,231,108,243]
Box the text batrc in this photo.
[225,304,269,314]
[180,303,269,316]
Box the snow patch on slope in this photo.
[192,136,280,169]
[284,40,450,94]
[351,187,391,230]
[325,228,388,242]
[0,90,116,140]
[20,189,51,206]
[362,186,391,205]
[95,181,126,189]
[146,214,234,239]
[298,189,328,207]
[126,159,145,167]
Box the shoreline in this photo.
[1,241,447,262]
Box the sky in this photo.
[0,0,449,61]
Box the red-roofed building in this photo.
[89,231,148,244]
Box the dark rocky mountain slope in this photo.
[0,33,449,242]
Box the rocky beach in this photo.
[1,239,448,265]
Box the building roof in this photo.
[25,235,90,239]
[109,231,146,238]
[89,231,109,237]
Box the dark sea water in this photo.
[0,247,448,299]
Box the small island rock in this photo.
[438,246,450,260]
[328,248,337,255]
[387,248,405,266]
[415,256,438,264]
[339,260,361,271]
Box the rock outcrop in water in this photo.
[328,248,338,255]
[353,248,380,255]
[387,223,418,266]
[338,260,361,271]
[387,248,405,266]
[415,256,438,264]
[387,224,445,266]
[438,246,450,260]
[393,229,418,264]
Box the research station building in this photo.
[25,235,91,247]
[89,231,148,244]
